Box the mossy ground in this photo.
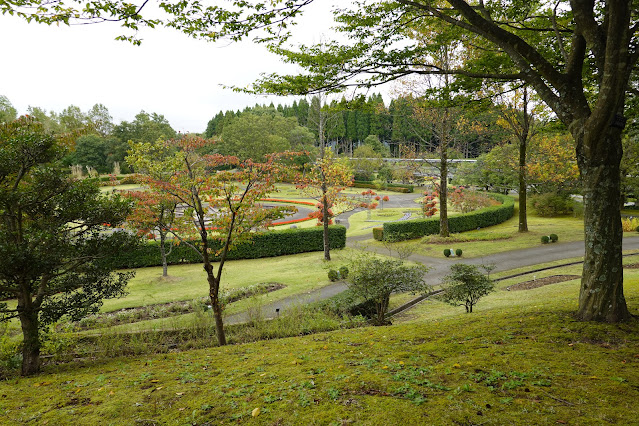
[2,267,638,425]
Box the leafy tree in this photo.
[87,103,114,137]
[56,105,87,133]
[347,253,430,325]
[127,136,294,346]
[65,134,108,172]
[296,148,353,260]
[527,134,580,194]
[219,112,302,160]
[454,145,519,193]
[441,264,495,313]
[351,145,382,181]
[25,106,60,133]
[362,134,390,157]
[0,117,137,376]
[495,86,542,232]
[124,191,189,277]
[0,95,17,123]
[113,111,176,147]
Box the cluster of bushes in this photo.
[353,180,413,193]
[327,266,349,282]
[380,193,514,241]
[529,192,575,217]
[112,226,347,269]
[444,248,463,257]
[541,234,559,244]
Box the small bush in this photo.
[372,227,384,241]
[541,235,550,244]
[621,217,639,232]
[455,248,463,257]
[529,192,573,217]
[339,266,349,279]
[549,234,558,242]
[119,175,139,185]
[444,248,451,257]
[328,269,340,282]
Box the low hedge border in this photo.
[353,181,414,193]
[381,193,514,241]
[113,226,347,269]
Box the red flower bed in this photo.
[259,198,316,206]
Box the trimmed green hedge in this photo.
[382,193,514,241]
[353,181,414,193]
[114,226,347,269]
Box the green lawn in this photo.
[106,251,351,313]
[357,208,591,258]
[3,265,638,425]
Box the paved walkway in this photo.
[225,193,639,324]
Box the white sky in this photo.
[0,1,349,133]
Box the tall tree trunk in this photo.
[206,269,227,345]
[322,191,331,261]
[518,137,528,232]
[160,231,168,277]
[576,127,630,321]
[18,300,40,376]
[318,101,331,261]
[439,148,449,237]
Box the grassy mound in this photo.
[2,284,638,425]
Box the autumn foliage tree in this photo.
[127,136,294,345]
[295,148,353,261]
[124,190,190,277]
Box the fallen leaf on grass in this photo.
[252,407,261,417]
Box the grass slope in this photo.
[2,273,638,425]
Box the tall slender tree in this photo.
[127,136,294,345]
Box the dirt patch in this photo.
[624,263,639,269]
[506,275,581,291]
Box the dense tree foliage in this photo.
[0,117,137,375]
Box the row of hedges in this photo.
[379,193,514,241]
[353,180,414,193]
[113,226,347,269]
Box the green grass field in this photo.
[2,264,638,425]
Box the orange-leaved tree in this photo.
[127,136,295,345]
[295,148,353,261]
[124,190,190,277]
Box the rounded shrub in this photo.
[444,248,451,257]
[327,269,340,282]
[636,225,639,233]
[455,248,463,257]
[339,266,349,279]
[541,235,550,244]
[549,233,558,242]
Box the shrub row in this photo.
[381,193,514,241]
[353,181,414,193]
[113,226,347,269]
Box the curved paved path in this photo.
[225,191,639,324]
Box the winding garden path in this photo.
[226,190,639,324]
